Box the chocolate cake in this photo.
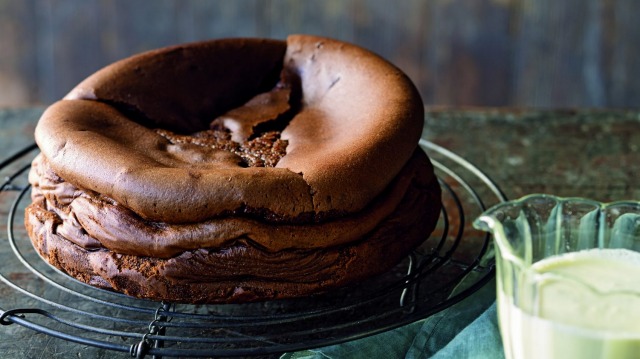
[25,35,442,303]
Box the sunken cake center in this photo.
[156,72,300,168]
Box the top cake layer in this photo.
[34,35,425,224]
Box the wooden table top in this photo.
[1,107,638,358]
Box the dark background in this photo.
[1,0,639,109]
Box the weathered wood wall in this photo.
[1,0,639,108]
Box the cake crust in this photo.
[35,35,425,223]
[27,35,441,303]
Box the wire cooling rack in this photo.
[0,139,506,358]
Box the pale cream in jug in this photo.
[499,248,640,359]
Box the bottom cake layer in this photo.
[25,160,441,304]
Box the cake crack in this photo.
[155,70,300,168]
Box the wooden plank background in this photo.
[1,0,639,108]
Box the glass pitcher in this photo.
[473,194,640,359]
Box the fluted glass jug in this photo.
[473,194,640,359]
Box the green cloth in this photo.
[281,279,503,359]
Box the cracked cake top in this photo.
[33,35,426,224]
